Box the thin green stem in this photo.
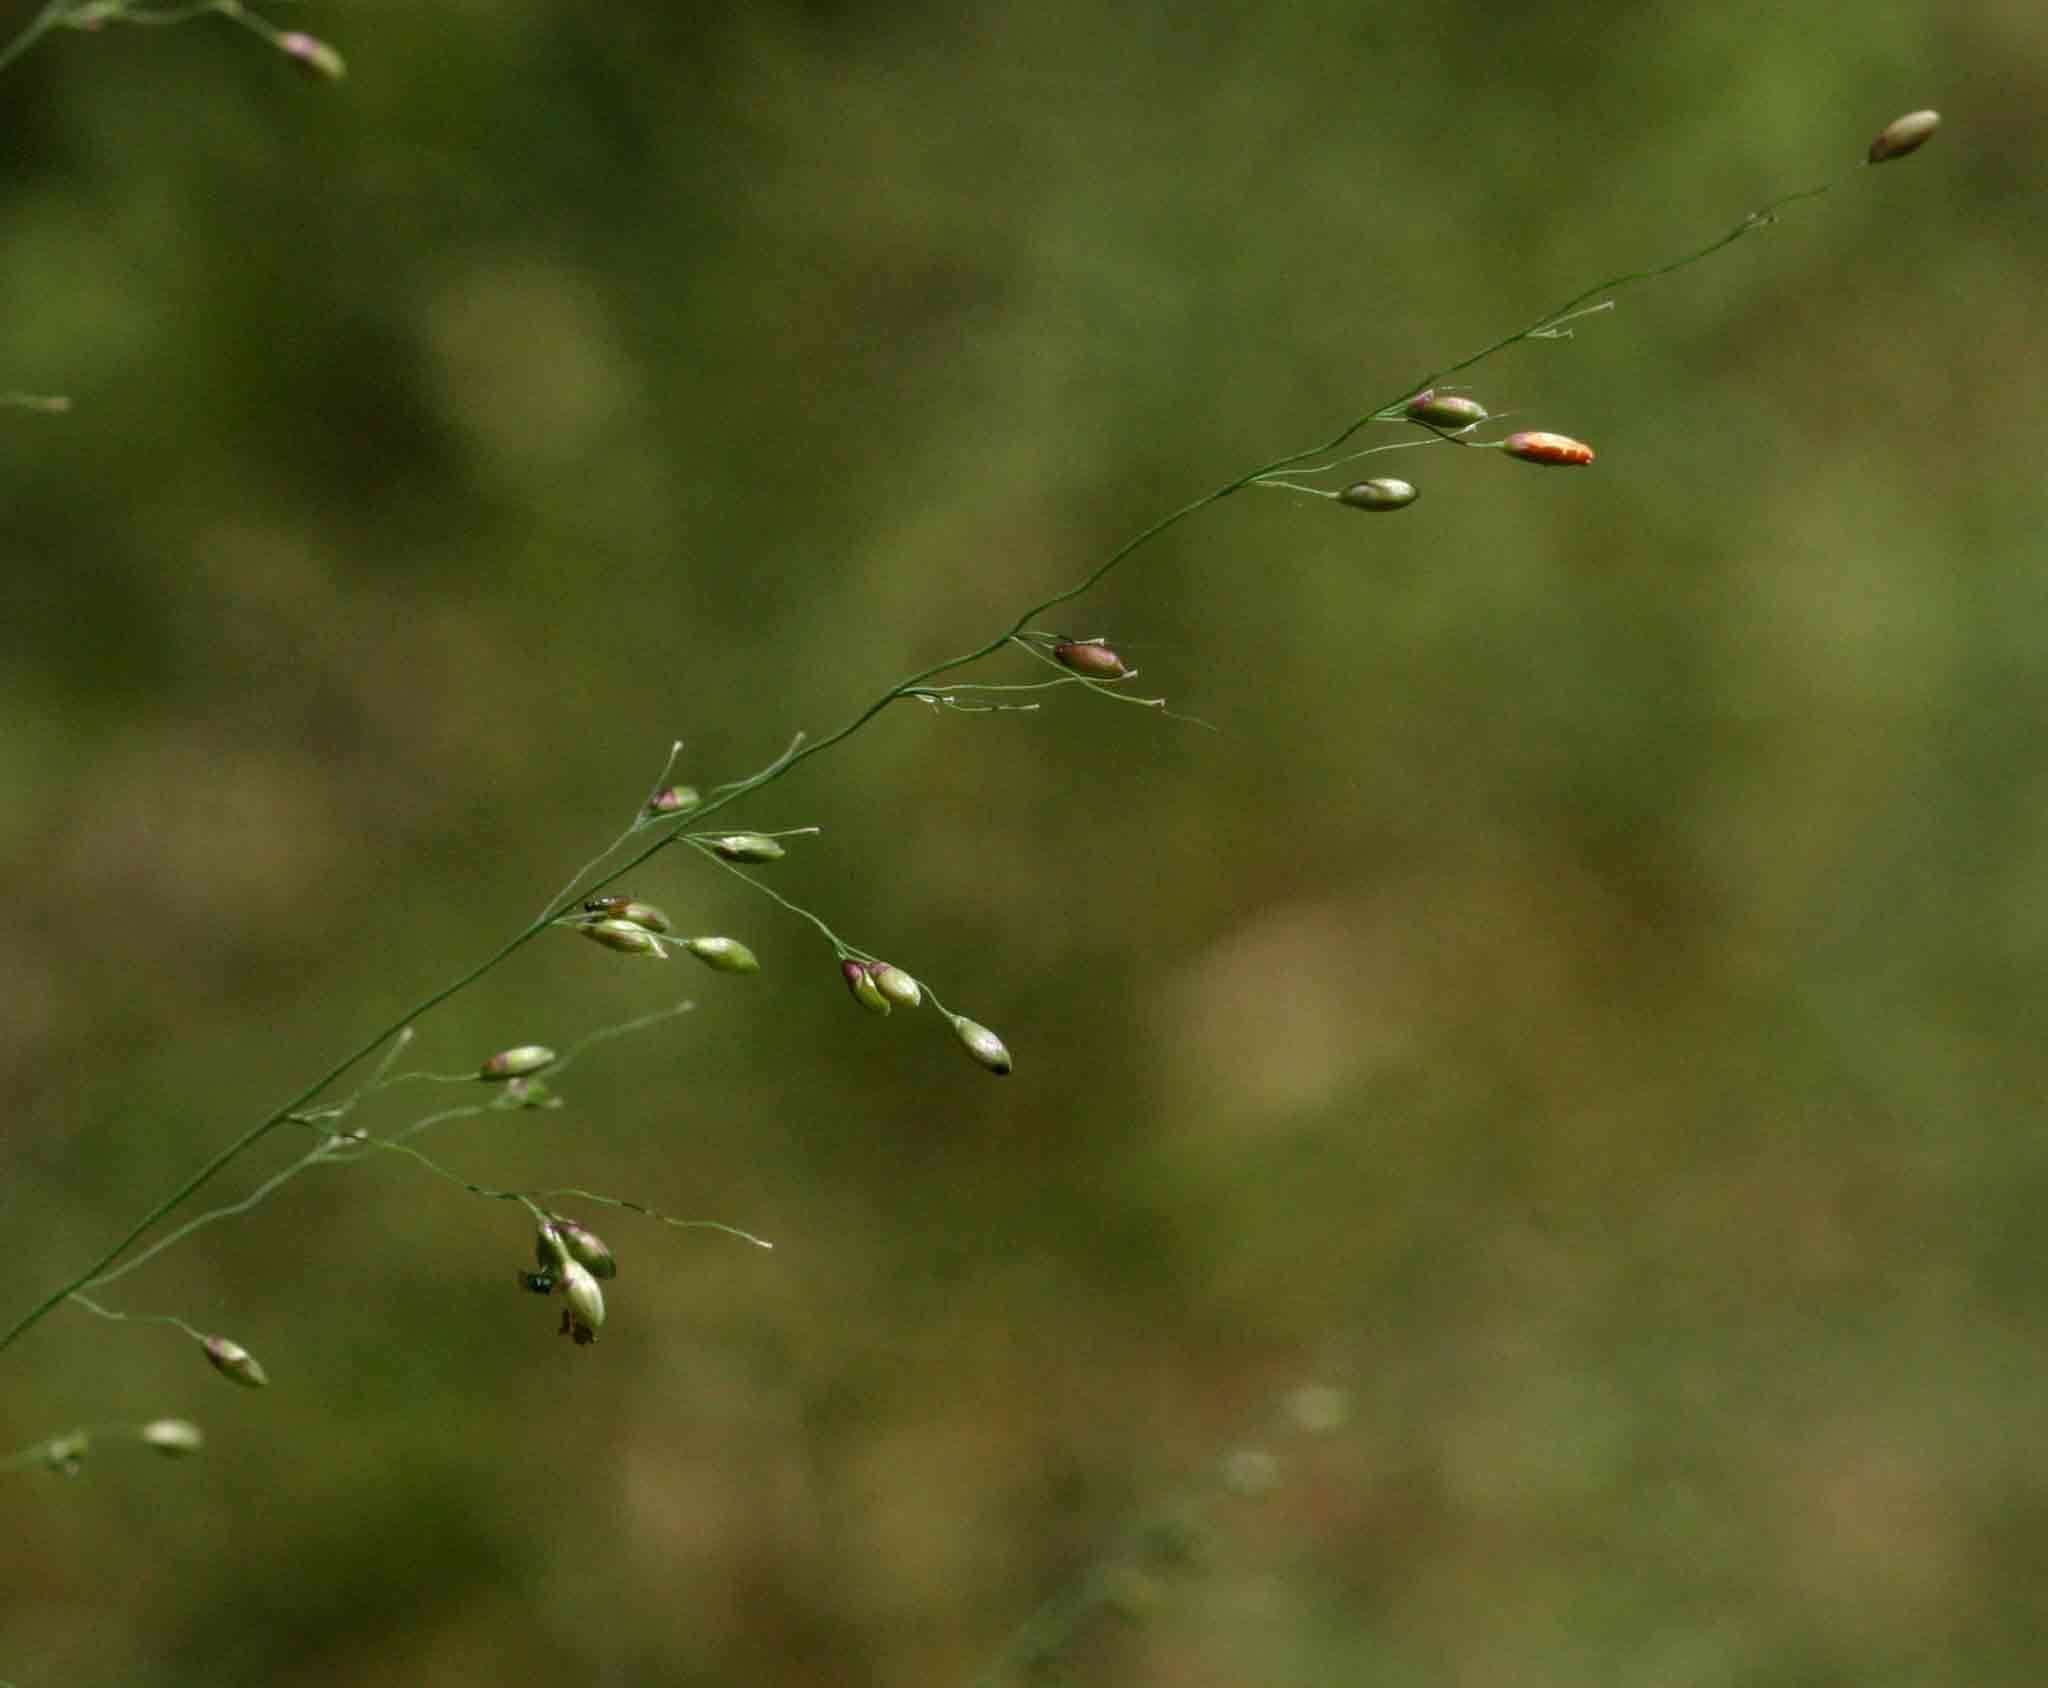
[82,1141,336,1291]
[75,997,702,1303]
[970,1373,1359,1687]
[907,677,1071,695]
[0,918,552,1354]
[693,847,855,953]
[0,0,256,74]
[533,1189,774,1250]
[66,1294,201,1340]
[0,1,72,75]
[320,1130,773,1250]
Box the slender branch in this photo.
[313,1128,775,1251]
[0,166,1857,1360]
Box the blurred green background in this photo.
[3,0,2043,1682]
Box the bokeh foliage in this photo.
[3,0,2043,1682]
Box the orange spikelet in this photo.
[1501,430,1595,466]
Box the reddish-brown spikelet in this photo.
[1053,640,1131,679]
[1502,430,1595,466]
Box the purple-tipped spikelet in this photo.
[551,1216,617,1280]
[200,1335,269,1389]
[843,959,891,1015]
[1403,390,1489,429]
[647,784,701,815]
[277,31,346,80]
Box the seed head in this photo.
[559,1261,606,1344]
[868,963,923,1009]
[278,31,346,80]
[683,936,761,974]
[843,959,891,1015]
[200,1335,269,1389]
[501,1077,560,1110]
[949,1014,1013,1076]
[142,1419,205,1458]
[1500,430,1595,466]
[647,784,701,815]
[1403,390,1489,429]
[1337,478,1419,511]
[581,896,672,933]
[551,1215,617,1279]
[1868,109,1940,163]
[578,918,668,958]
[1053,640,1131,679]
[535,1219,573,1272]
[479,1044,557,1081]
[708,834,787,863]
